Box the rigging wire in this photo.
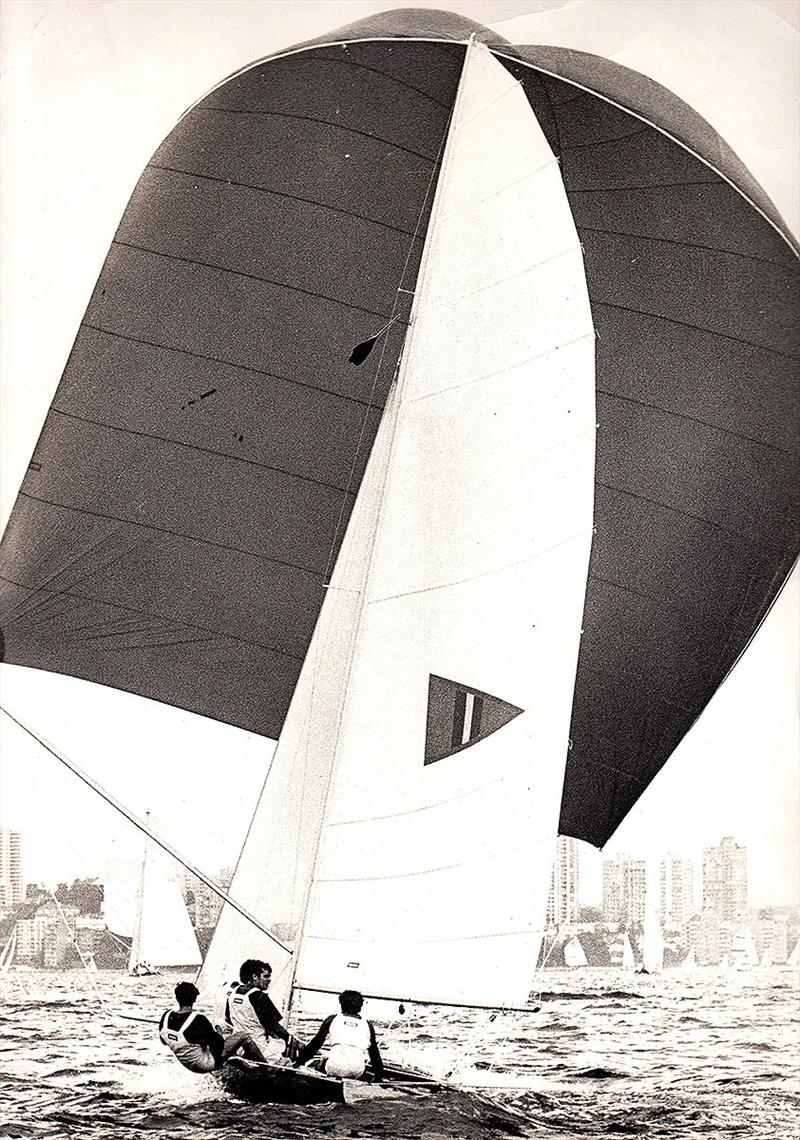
[0,705,292,956]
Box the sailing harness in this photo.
[159,1010,217,1073]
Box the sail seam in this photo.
[315,838,554,882]
[324,764,532,828]
[407,331,594,406]
[580,224,794,270]
[571,177,720,194]
[147,163,423,240]
[561,125,652,151]
[303,927,539,945]
[15,492,328,580]
[292,49,457,110]
[47,407,360,496]
[594,300,799,360]
[594,481,787,547]
[588,572,729,633]
[111,239,394,319]
[423,242,584,314]
[597,388,797,458]
[195,104,440,164]
[439,154,560,222]
[80,322,386,411]
[0,572,306,662]
[367,524,593,605]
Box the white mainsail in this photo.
[129,830,201,972]
[200,40,595,1017]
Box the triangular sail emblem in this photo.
[424,675,523,765]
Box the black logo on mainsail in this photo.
[424,675,523,765]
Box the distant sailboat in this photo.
[640,878,665,974]
[128,816,201,976]
[0,925,17,973]
[563,934,587,968]
[788,942,800,968]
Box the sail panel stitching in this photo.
[15,492,328,580]
[597,388,797,458]
[594,300,799,361]
[407,331,594,405]
[367,525,593,605]
[594,480,788,547]
[48,407,359,496]
[147,163,423,240]
[0,572,305,662]
[195,105,440,164]
[80,322,386,411]
[580,224,793,270]
[111,239,394,319]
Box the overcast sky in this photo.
[0,0,797,909]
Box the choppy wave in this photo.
[1,967,798,1138]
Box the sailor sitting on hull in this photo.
[294,990,384,1081]
[225,958,295,1062]
[159,982,248,1073]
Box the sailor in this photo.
[159,981,247,1073]
[226,959,293,1062]
[293,990,384,1081]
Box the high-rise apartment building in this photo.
[0,828,24,913]
[602,854,647,925]
[546,836,579,927]
[702,836,747,922]
[659,854,694,927]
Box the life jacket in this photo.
[159,1010,216,1073]
[325,1013,371,1079]
[227,985,263,1035]
[227,984,284,1059]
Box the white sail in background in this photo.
[564,935,588,968]
[200,40,594,1015]
[788,941,800,968]
[621,932,635,968]
[0,926,16,973]
[129,836,201,972]
[642,866,664,973]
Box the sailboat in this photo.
[0,4,797,1106]
[0,926,17,973]
[128,818,202,976]
[563,934,588,969]
[639,871,665,974]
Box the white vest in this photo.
[228,984,284,1059]
[159,1010,216,1073]
[325,1013,371,1079]
[228,985,262,1035]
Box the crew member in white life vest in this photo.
[159,981,248,1073]
[293,990,384,1080]
[226,959,294,1062]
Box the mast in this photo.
[128,811,150,973]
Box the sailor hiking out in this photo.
[225,958,295,1062]
[294,990,384,1080]
[159,981,248,1073]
